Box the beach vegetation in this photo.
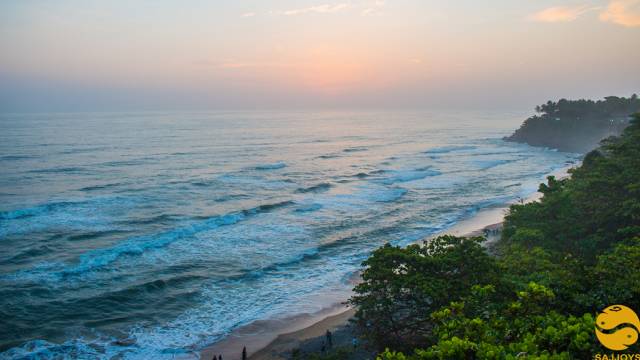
[349,235,500,351]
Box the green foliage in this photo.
[422,309,595,360]
[593,238,640,310]
[377,284,598,360]
[350,114,640,359]
[349,235,499,351]
[498,245,590,313]
[377,349,410,360]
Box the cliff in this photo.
[505,95,640,153]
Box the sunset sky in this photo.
[1,0,639,111]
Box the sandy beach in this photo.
[201,303,356,360]
[200,164,577,360]
[248,308,359,360]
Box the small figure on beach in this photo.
[242,346,247,360]
[352,337,359,349]
[326,330,333,348]
[219,354,223,360]
[321,340,326,353]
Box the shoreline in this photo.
[201,164,577,360]
[201,303,354,360]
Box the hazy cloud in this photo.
[361,0,385,16]
[600,0,640,27]
[242,2,387,18]
[528,5,596,22]
[217,61,297,69]
[276,3,352,16]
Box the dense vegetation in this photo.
[344,113,640,359]
[505,95,640,153]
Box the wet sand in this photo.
[249,308,358,360]
[201,303,354,360]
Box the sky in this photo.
[0,0,639,112]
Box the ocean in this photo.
[0,110,577,359]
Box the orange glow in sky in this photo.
[0,1,638,110]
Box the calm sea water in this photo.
[0,111,577,359]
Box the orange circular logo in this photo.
[595,305,640,351]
